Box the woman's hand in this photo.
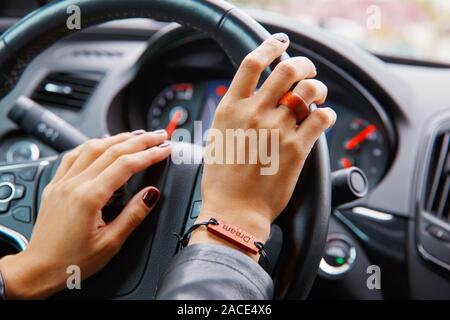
[190,34,336,258]
[0,130,171,299]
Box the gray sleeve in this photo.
[156,243,273,300]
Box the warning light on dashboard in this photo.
[215,85,228,97]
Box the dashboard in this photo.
[0,9,449,299]
[143,79,392,189]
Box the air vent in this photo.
[32,72,103,110]
[425,131,450,223]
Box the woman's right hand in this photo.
[190,33,336,257]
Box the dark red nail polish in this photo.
[142,187,160,209]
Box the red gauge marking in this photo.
[166,110,183,138]
[345,124,377,150]
[215,85,228,97]
[341,157,353,169]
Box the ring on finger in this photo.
[278,91,310,123]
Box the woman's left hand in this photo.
[0,130,171,299]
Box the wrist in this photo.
[189,208,271,261]
[0,251,65,299]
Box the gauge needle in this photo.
[166,110,183,138]
[341,157,353,169]
[345,124,377,150]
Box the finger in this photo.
[292,79,328,105]
[83,130,168,178]
[296,107,337,151]
[51,145,83,182]
[257,57,317,107]
[64,132,137,178]
[227,33,290,99]
[103,187,160,248]
[92,143,171,201]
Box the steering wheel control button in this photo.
[319,234,356,279]
[0,184,14,201]
[13,185,25,200]
[190,201,202,219]
[0,182,15,203]
[0,173,15,184]
[18,167,37,181]
[0,201,10,213]
[427,225,450,243]
[12,206,32,223]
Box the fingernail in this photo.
[153,129,167,135]
[132,129,146,135]
[272,33,289,43]
[159,142,171,148]
[142,187,160,209]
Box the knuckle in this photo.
[242,54,264,72]
[107,144,124,158]
[117,155,137,173]
[74,184,102,207]
[82,140,103,157]
[264,37,281,51]
[42,185,53,199]
[128,210,146,229]
[284,136,299,150]
[61,150,77,164]
[276,61,298,79]
[298,57,316,75]
[301,81,319,98]
[246,111,260,128]
[313,108,333,128]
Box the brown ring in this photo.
[278,91,310,123]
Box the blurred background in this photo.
[230,0,450,64]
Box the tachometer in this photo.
[328,105,390,189]
[147,83,196,135]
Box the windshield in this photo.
[230,0,450,64]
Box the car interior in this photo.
[0,0,449,300]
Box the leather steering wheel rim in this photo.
[0,0,331,299]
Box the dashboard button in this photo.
[12,206,31,223]
[0,173,15,184]
[18,167,37,181]
[13,185,25,200]
[319,234,356,278]
[0,184,13,201]
[0,201,10,213]
[427,225,450,243]
[323,240,352,267]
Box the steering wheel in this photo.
[0,0,331,299]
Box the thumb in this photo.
[105,186,160,245]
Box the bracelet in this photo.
[0,268,6,300]
[174,218,269,271]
